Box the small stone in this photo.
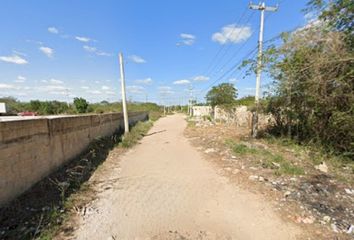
[284,191,291,197]
[249,175,259,181]
[204,148,216,154]
[258,176,265,182]
[302,216,315,224]
[323,216,331,223]
[232,169,240,174]
[231,155,236,159]
[331,223,339,233]
[344,189,354,195]
[346,225,353,234]
[272,162,280,168]
[315,162,328,173]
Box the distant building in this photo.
[0,103,6,114]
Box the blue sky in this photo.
[0,0,310,105]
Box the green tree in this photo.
[206,83,238,107]
[241,0,354,156]
[73,97,89,113]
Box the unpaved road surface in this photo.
[73,114,302,240]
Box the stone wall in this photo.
[191,106,212,118]
[0,112,148,206]
[214,106,273,129]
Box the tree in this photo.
[206,83,238,107]
[73,97,89,113]
[241,0,354,156]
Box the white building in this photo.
[0,103,6,114]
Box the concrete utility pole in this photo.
[189,85,194,117]
[119,53,129,133]
[249,1,278,137]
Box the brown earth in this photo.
[184,117,354,240]
[60,114,308,240]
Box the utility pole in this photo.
[249,1,278,138]
[119,53,129,133]
[189,85,194,117]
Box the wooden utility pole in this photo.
[249,2,278,137]
[119,53,129,133]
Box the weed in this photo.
[276,162,305,176]
[187,120,196,128]
[120,121,153,148]
[225,138,304,176]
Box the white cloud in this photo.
[105,91,115,95]
[101,85,110,90]
[39,46,54,58]
[193,75,209,81]
[212,24,252,44]
[87,90,102,95]
[158,86,171,91]
[128,55,146,64]
[96,51,112,56]
[49,91,67,95]
[49,78,63,84]
[173,79,190,85]
[178,33,196,46]
[15,75,26,83]
[38,85,67,91]
[135,78,153,85]
[0,83,17,89]
[83,45,97,53]
[81,86,89,90]
[40,79,64,85]
[158,86,174,95]
[48,27,59,34]
[127,85,144,94]
[75,36,91,42]
[0,54,28,64]
[83,45,112,57]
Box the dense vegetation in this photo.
[244,0,353,157]
[0,96,162,116]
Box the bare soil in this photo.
[61,114,307,240]
[184,118,354,240]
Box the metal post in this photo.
[119,53,129,133]
[249,2,278,137]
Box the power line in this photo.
[205,11,256,78]
[201,6,250,78]
[199,46,259,97]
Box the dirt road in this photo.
[73,114,301,240]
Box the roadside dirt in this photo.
[184,118,354,240]
[59,114,307,240]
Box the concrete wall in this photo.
[192,106,212,118]
[0,112,148,206]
